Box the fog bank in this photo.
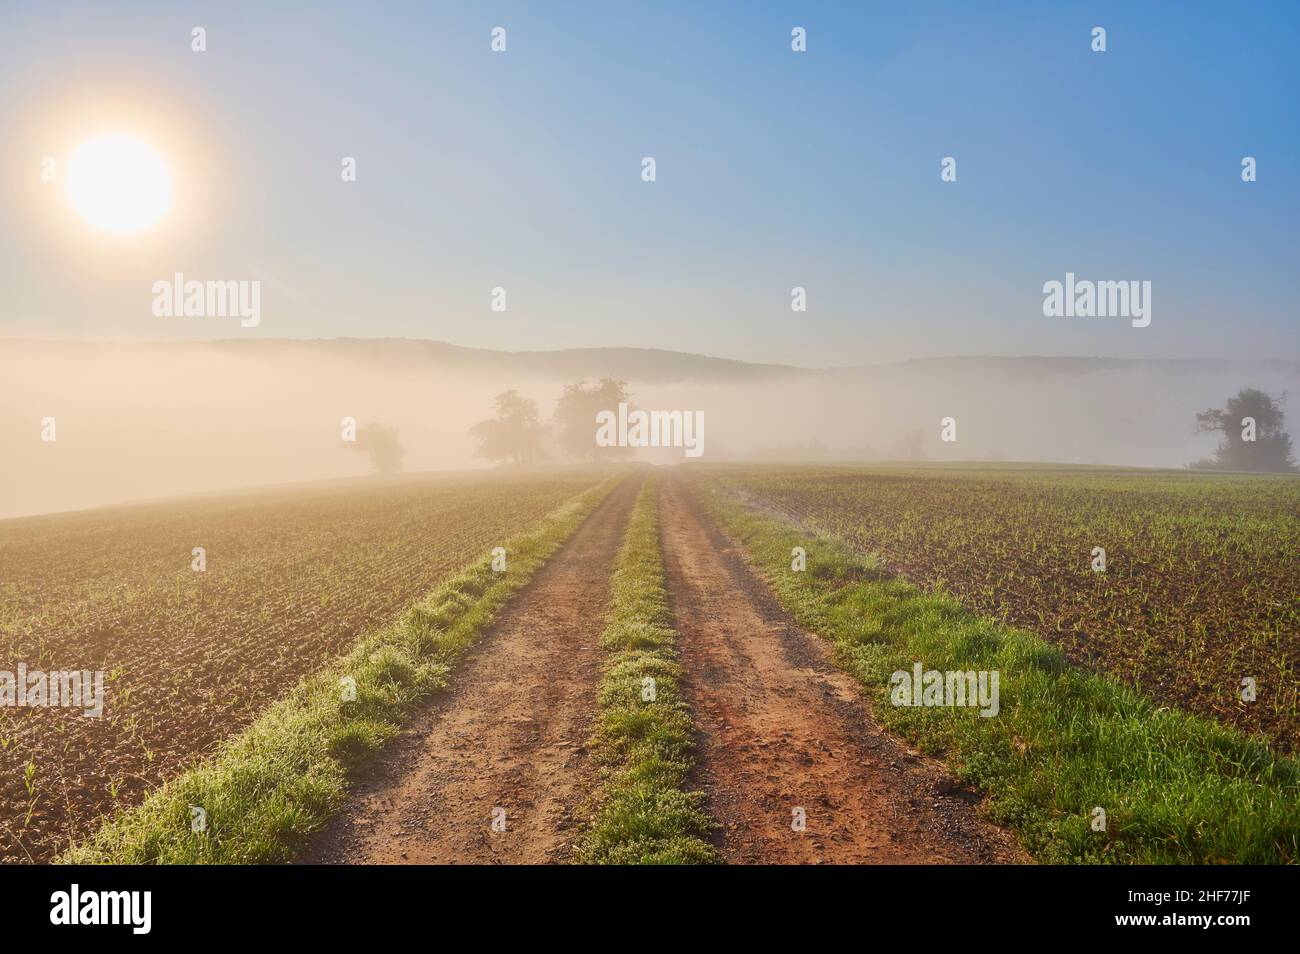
[2,339,1295,518]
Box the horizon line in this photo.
[3,334,1298,374]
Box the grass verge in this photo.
[697,481,1300,864]
[62,474,626,864]
[573,474,718,864]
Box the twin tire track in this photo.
[305,478,641,864]
[307,473,1022,864]
[659,476,1023,864]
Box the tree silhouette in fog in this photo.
[469,390,547,464]
[1191,388,1297,473]
[894,427,927,461]
[553,378,633,462]
[350,422,406,475]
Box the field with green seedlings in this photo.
[64,476,620,864]
[689,464,1300,753]
[0,469,611,863]
[12,462,1296,867]
[683,463,1300,863]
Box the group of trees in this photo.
[345,421,406,475]
[340,379,634,476]
[467,390,546,464]
[894,387,1297,473]
[347,383,1297,475]
[1191,387,1297,473]
[470,378,632,464]
[340,382,634,478]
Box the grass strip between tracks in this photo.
[574,473,718,864]
[699,482,1300,864]
[62,473,627,864]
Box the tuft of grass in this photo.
[62,475,627,864]
[699,483,1300,864]
[574,474,719,865]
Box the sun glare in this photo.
[65,133,172,234]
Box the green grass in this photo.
[697,482,1300,864]
[573,474,718,865]
[62,474,626,864]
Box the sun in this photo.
[65,133,172,234]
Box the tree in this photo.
[468,390,546,464]
[894,427,927,461]
[1191,388,1297,473]
[349,422,406,475]
[553,378,633,461]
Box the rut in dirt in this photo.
[304,476,641,865]
[659,475,1025,864]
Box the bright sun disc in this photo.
[65,133,172,234]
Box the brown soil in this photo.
[0,471,603,864]
[736,469,1300,753]
[658,475,1026,865]
[303,477,641,865]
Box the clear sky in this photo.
[2,0,1296,366]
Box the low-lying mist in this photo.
[2,339,1296,518]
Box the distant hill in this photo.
[0,337,799,384]
[5,337,1296,385]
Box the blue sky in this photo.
[2,0,1296,365]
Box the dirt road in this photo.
[658,475,1025,864]
[304,477,641,864]
[305,471,1023,865]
